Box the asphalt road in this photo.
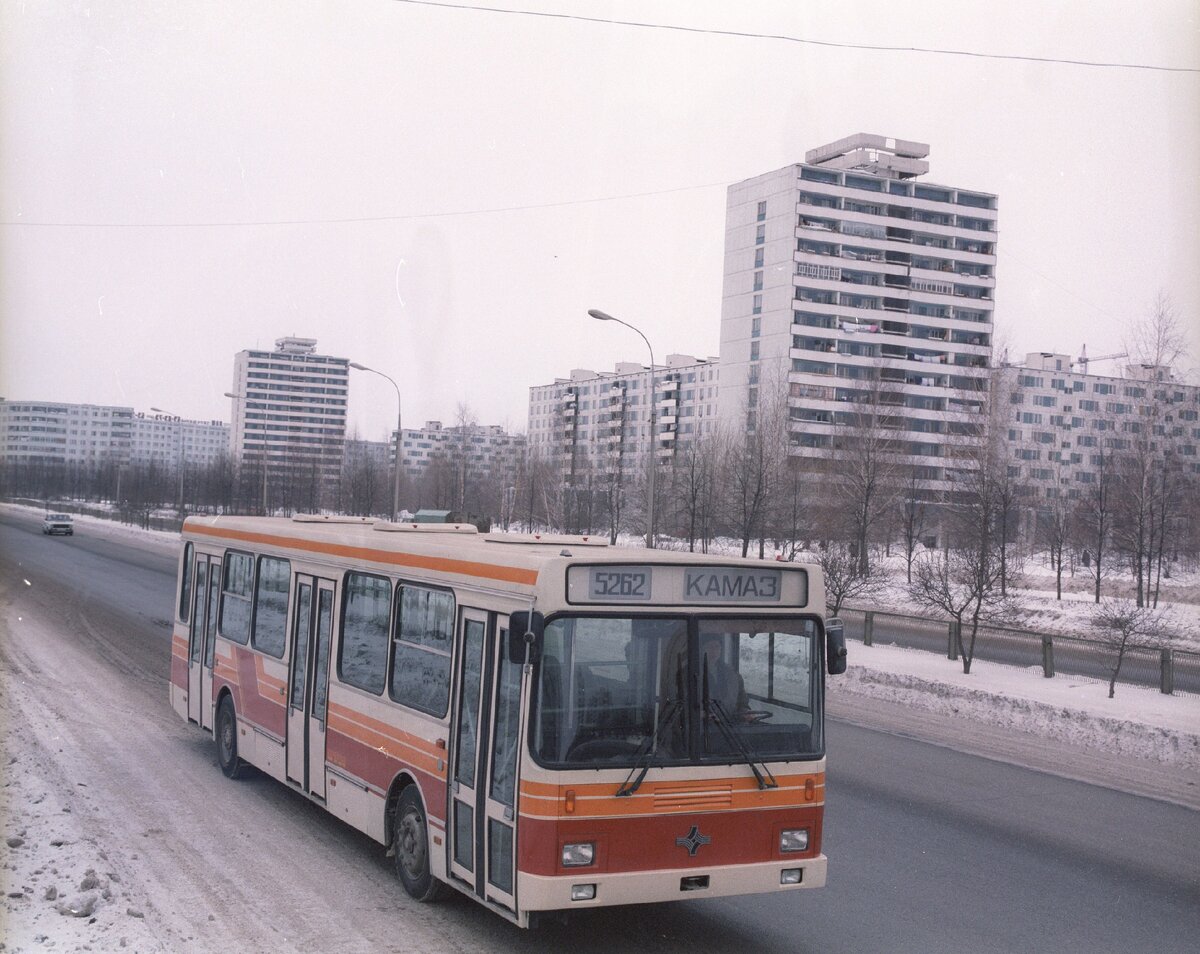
[2,509,1198,954]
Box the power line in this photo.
[0,180,730,229]
[393,0,1200,74]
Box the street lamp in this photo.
[588,309,657,549]
[224,392,268,515]
[348,363,402,522]
[150,407,185,510]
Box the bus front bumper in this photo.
[517,854,827,911]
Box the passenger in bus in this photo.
[700,636,749,720]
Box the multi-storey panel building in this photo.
[718,134,997,488]
[527,354,720,477]
[131,413,229,471]
[0,399,133,467]
[999,352,1200,507]
[229,337,349,485]
[399,420,526,482]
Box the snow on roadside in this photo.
[838,640,1200,769]
[0,691,164,953]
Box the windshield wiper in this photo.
[615,696,682,797]
[616,667,686,798]
[703,668,778,791]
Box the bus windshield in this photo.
[532,615,822,768]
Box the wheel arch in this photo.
[384,771,420,846]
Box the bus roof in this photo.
[181,515,823,609]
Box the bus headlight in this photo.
[562,842,595,867]
[780,828,809,852]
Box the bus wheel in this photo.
[215,696,244,780]
[393,785,445,902]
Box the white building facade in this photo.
[131,413,229,471]
[718,134,997,488]
[229,337,349,485]
[999,352,1200,501]
[527,354,720,477]
[0,399,134,467]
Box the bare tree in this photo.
[672,426,720,553]
[1089,599,1174,698]
[910,385,1019,674]
[897,464,929,584]
[818,542,885,617]
[826,369,900,574]
[1037,461,1073,600]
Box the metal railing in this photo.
[841,606,1199,697]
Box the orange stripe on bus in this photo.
[326,702,445,762]
[326,712,443,776]
[519,772,824,799]
[517,774,825,819]
[186,524,539,586]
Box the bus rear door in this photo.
[286,576,335,799]
[448,609,522,913]
[188,554,219,731]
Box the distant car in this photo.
[42,513,74,535]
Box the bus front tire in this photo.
[393,785,446,902]
[216,696,245,780]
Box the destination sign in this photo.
[684,568,782,603]
[566,564,806,606]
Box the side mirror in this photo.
[825,617,847,675]
[508,610,544,664]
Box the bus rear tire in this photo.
[393,785,446,902]
[216,696,245,780]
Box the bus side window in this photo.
[178,542,194,623]
[219,551,254,645]
[389,584,454,717]
[339,572,391,696]
[251,556,290,658]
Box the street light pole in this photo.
[150,407,185,510]
[349,363,402,522]
[224,392,268,515]
[587,309,657,549]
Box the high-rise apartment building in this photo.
[0,400,228,472]
[527,354,720,478]
[131,413,229,471]
[998,352,1200,519]
[719,134,997,488]
[0,399,133,467]
[229,337,349,488]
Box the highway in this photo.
[2,508,1197,953]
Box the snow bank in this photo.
[838,640,1200,769]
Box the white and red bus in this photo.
[169,515,846,926]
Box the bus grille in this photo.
[653,782,733,811]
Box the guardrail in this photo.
[840,606,1199,697]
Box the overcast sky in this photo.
[2,0,1197,442]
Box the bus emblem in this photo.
[675,825,712,856]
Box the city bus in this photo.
[169,515,847,927]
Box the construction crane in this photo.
[1073,344,1127,374]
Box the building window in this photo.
[753,271,763,291]
[750,341,760,361]
[755,224,765,245]
[751,316,761,338]
[752,294,762,315]
[754,247,764,268]
[757,200,766,221]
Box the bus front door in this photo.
[287,576,334,800]
[448,610,522,913]
[187,555,219,730]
